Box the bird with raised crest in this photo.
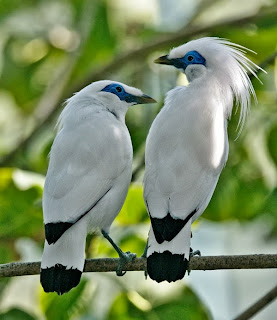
[40,80,156,294]
[143,37,263,283]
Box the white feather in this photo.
[41,80,153,292]
[144,37,261,282]
[169,37,262,134]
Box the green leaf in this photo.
[116,184,148,225]
[40,279,90,320]
[107,286,210,320]
[107,292,147,320]
[263,188,277,215]
[152,287,210,320]
[0,168,43,239]
[262,188,277,237]
[0,308,36,320]
[119,234,146,257]
[267,124,277,167]
[72,0,117,80]
[204,166,268,222]
[0,0,38,20]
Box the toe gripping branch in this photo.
[101,230,136,276]
[187,247,201,275]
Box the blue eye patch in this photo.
[172,50,206,70]
[101,83,144,104]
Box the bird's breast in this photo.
[146,89,228,183]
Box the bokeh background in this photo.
[0,0,276,319]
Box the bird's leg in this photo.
[101,230,136,276]
[141,239,148,279]
[141,239,148,258]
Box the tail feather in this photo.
[40,220,86,294]
[41,264,82,295]
[147,219,192,283]
[147,251,188,282]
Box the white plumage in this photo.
[40,80,155,294]
[144,37,262,282]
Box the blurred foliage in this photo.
[117,184,148,225]
[0,168,43,263]
[108,286,210,320]
[40,279,91,320]
[0,308,36,320]
[0,0,276,319]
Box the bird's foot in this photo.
[190,248,201,258]
[187,248,201,276]
[116,251,136,276]
[101,229,136,277]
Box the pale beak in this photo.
[136,94,156,104]
[154,55,174,65]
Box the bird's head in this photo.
[79,80,155,105]
[98,81,156,106]
[67,80,156,121]
[155,37,264,133]
[58,81,156,128]
[155,49,207,82]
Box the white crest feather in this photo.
[170,37,265,135]
[216,38,264,135]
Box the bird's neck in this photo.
[187,71,234,120]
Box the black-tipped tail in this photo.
[147,251,188,283]
[40,264,82,295]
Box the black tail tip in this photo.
[40,264,82,295]
[147,251,188,283]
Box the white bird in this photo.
[143,37,262,282]
[40,80,156,294]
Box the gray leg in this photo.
[141,239,148,279]
[101,230,136,276]
[141,239,148,258]
[187,248,201,275]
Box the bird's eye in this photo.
[187,55,194,62]
[116,86,122,92]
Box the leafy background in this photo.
[0,0,276,319]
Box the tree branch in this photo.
[233,285,277,320]
[0,6,276,168]
[1,254,277,278]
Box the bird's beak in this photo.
[136,94,156,104]
[154,55,174,65]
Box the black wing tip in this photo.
[40,264,82,295]
[45,222,73,244]
[150,210,197,244]
[147,251,188,283]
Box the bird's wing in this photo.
[43,113,132,225]
[144,86,228,238]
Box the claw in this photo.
[190,248,201,258]
[187,248,201,276]
[116,251,136,276]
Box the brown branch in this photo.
[1,254,277,278]
[233,285,277,320]
[0,6,276,168]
